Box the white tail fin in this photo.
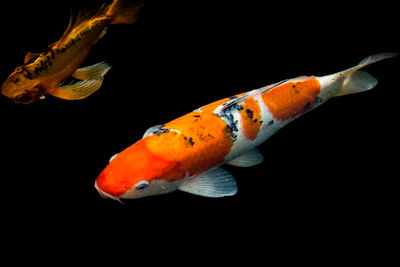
[336,53,397,96]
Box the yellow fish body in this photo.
[1,0,143,104]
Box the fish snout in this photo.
[94,172,122,201]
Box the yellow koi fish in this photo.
[1,0,143,104]
[95,53,396,200]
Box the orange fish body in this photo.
[1,0,142,104]
[95,53,396,200]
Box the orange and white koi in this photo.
[1,0,143,104]
[95,53,396,200]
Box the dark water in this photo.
[0,0,398,260]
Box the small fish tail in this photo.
[336,52,397,96]
[106,0,144,24]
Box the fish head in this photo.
[1,67,44,104]
[95,138,188,201]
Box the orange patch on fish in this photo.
[240,97,262,140]
[146,106,234,176]
[96,139,186,196]
[262,77,321,121]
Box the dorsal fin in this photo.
[214,79,288,115]
[49,11,77,49]
[50,5,108,49]
[259,79,288,93]
[24,52,41,64]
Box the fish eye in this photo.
[15,93,30,103]
[135,181,150,190]
[15,67,23,73]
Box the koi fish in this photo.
[1,0,143,104]
[95,53,396,201]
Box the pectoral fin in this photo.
[178,167,237,197]
[226,148,264,167]
[50,78,104,100]
[72,61,111,80]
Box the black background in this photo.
[1,0,398,260]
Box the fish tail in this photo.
[106,0,144,24]
[336,53,397,96]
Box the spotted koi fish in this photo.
[1,0,143,104]
[95,53,396,201]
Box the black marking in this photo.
[183,136,195,146]
[216,99,246,142]
[268,120,274,126]
[253,118,258,123]
[152,125,171,136]
[245,109,254,119]
[193,115,200,118]
[188,137,195,146]
[228,96,238,100]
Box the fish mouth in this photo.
[94,180,122,202]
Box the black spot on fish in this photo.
[152,125,170,136]
[268,120,274,126]
[183,136,195,146]
[253,118,258,123]
[223,125,237,142]
[188,137,195,146]
[193,115,200,118]
[217,102,243,142]
[245,109,254,119]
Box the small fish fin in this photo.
[50,77,104,100]
[259,79,289,93]
[96,27,108,42]
[109,153,118,163]
[24,52,41,64]
[226,149,264,167]
[214,80,288,115]
[72,61,112,80]
[336,70,378,97]
[179,167,238,197]
[142,124,164,138]
[50,10,77,49]
[106,0,144,24]
[336,53,397,97]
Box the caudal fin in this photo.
[336,53,397,96]
[106,0,144,24]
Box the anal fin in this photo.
[50,77,104,100]
[178,167,237,197]
[72,61,111,80]
[226,148,264,167]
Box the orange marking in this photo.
[240,97,262,140]
[96,139,187,196]
[261,77,321,121]
[146,99,234,176]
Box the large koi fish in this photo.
[95,53,396,201]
